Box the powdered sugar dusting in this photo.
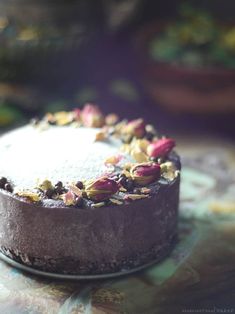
[0,125,131,189]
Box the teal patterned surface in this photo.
[0,142,235,313]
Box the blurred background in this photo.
[0,0,235,139]
[1,2,235,310]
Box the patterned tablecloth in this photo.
[0,136,235,314]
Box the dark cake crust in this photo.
[0,175,180,275]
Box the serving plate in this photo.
[0,252,166,280]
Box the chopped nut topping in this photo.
[62,191,76,206]
[160,162,180,181]
[95,131,107,142]
[110,198,123,205]
[130,148,149,163]
[37,180,53,191]
[140,187,151,194]
[16,190,40,202]
[54,111,74,126]
[69,184,83,197]
[10,104,178,209]
[124,194,149,201]
[104,155,123,166]
[105,113,119,126]
[91,202,106,208]
[119,186,127,192]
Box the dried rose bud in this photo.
[73,108,81,121]
[130,162,161,186]
[81,103,105,128]
[62,190,76,206]
[147,138,175,159]
[123,118,146,138]
[85,177,119,202]
[105,113,119,125]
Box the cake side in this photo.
[0,175,179,274]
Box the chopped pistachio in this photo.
[124,194,149,201]
[119,186,127,192]
[121,170,131,178]
[110,198,123,205]
[105,113,119,125]
[69,184,83,197]
[130,148,149,163]
[37,179,53,191]
[54,111,74,126]
[104,155,122,166]
[123,162,134,171]
[91,202,106,208]
[16,190,40,202]
[140,187,151,194]
[95,131,107,142]
[114,120,128,134]
[160,162,180,181]
[62,191,76,206]
[120,144,132,154]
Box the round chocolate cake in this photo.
[0,104,180,275]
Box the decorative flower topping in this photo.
[91,202,106,208]
[124,194,149,201]
[0,177,13,193]
[85,177,119,202]
[130,149,149,163]
[69,184,83,197]
[110,198,123,205]
[105,113,119,126]
[81,103,105,128]
[121,138,150,163]
[16,190,40,202]
[62,190,77,206]
[54,111,74,126]
[123,118,146,138]
[45,111,74,126]
[130,162,161,186]
[13,105,179,208]
[104,154,123,166]
[37,180,53,191]
[0,177,7,189]
[95,130,108,142]
[73,108,81,121]
[147,138,175,159]
[160,161,180,181]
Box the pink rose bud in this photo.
[62,190,76,206]
[85,177,119,202]
[81,103,105,128]
[147,138,175,159]
[130,162,161,186]
[73,108,81,121]
[124,118,146,138]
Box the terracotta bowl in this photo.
[136,21,235,114]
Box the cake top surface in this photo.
[0,125,131,190]
[0,104,180,208]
